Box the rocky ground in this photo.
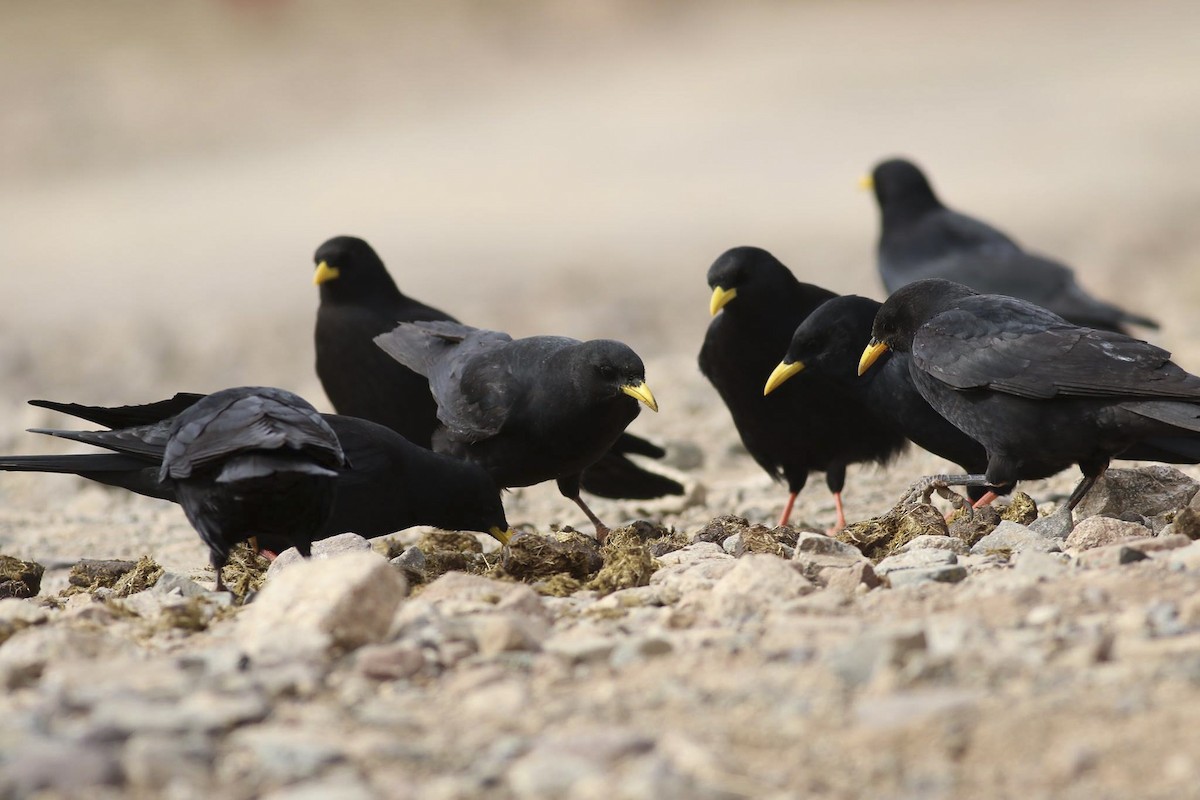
[6,393,1200,799]
[5,1,1200,797]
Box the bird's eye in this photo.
[597,364,616,380]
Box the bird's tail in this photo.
[0,453,175,500]
[28,425,169,458]
[30,393,204,429]
[1127,401,1200,435]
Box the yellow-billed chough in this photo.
[763,293,1008,506]
[864,158,1157,334]
[156,387,345,592]
[859,278,1200,518]
[698,247,901,530]
[1,392,511,554]
[374,320,658,539]
[313,235,682,500]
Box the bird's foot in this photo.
[901,476,974,518]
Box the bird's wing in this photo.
[931,209,1023,257]
[375,321,519,442]
[912,298,1195,400]
[163,390,343,478]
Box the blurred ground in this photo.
[2,1,1200,796]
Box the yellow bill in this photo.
[763,360,804,396]
[858,174,874,191]
[858,339,889,376]
[489,526,514,545]
[621,381,659,412]
[313,261,341,286]
[709,286,738,316]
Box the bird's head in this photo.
[862,157,942,217]
[705,246,794,317]
[860,279,976,375]
[312,236,399,300]
[765,295,881,395]
[576,340,658,413]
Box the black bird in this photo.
[375,320,658,539]
[865,158,1157,334]
[312,235,682,500]
[858,279,1200,516]
[763,294,1008,506]
[1,392,512,551]
[698,247,902,530]
[159,387,346,592]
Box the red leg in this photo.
[778,491,798,528]
[826,491,846,535]
[971,491,999,509]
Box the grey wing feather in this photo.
[913,299,1197,400]
[162,389,343,479]
[375,321,518,442]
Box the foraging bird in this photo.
[763,294,1007,506]
[375,320,658,539]
[1,392,512,551]
[858,279,1200,517]
[158,387,346,592]
[864,158,1157,334]
[698,246,897,530]
[312,235,682,500]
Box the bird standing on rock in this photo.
[157,387,346,593]
[375,320,658,540]
[311,235,682,501]
[864,158,1158,334]
[858,278,1200,521]
[699,246,893,530]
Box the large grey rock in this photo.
[237,550,407,658]
[1075,466,1199,522]
[655,541,731,567]
[266,532,373,578]
[971,521,1062,555]
[468,613,547,657]
[887,565,969,587]
[1028,507,1075,539]
[875,549,957,576]
[709,554,815,621]
[355,642,426,680]
[1065,516,1152,552]
[897,535,970,555]
[1075,544,1151,569]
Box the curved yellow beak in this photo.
[709,286,737,316]
[858,339,889,376]
[313,261,341,286]
[621,381,659,412]
[858,174,874,191]
[763,360,804,396]
[489,526,514,545]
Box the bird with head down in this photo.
[375,320,658,540]
[0,391,513,558]
[863,157,1157,334]
[858,278,1200,522]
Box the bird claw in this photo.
[901,477,973,518]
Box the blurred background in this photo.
[3,0,1199,433]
